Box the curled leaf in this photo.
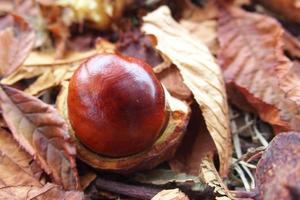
[256,132,300,200]
[142,6,231,176]
[0,85,80,190]
[217,6,299,132]
[0,14,35,78]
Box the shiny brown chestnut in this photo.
[67,53,167,157]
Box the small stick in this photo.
[94,177,162,200]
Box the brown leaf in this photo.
[0,85,80,190]
[0,183,83,200]
[142,6,231,177]
[256,132,300,200]
[116,28,163,67]
[276,61,300,105]
[258,0,300,24]
[0,14,35,78]
[0,128,42,187]
[217,6,300,132]
[156,65,193,102]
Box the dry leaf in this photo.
[217,6,300,132]
[276,61,300,105]
[179,1,218,54]
[200,157,233,200]
[152,189,189,200]
[256,132,300,200]
[142,6,231,176]
[0,183,83,200]
[180,20,218,54]
[2,39,116,95]
[1,49,100,95]
[156,65,193,101]
[116,28,163,67]
[0,85,80,190]
[0,128,42,187]
[0,14,35,78]
[258,0,300,23]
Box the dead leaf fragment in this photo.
[156,65,193,102]
[142,6,231,177]
[0,128,42,187]
[116,28,163,67]
[0,15,35,78]
[200,157,233,200]
[0,183,83,200]
[152,189,189,200]
[0,85,80,190]
[217,6,300,132]
[256,132,300,200]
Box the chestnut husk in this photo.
[57,82,190,173]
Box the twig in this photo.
[240,164,255,189]
[253,125,268,147]
[94,177,161,199]
[234,164,251,192]
[232,121,242,158]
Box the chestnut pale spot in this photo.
[68,53,167,157]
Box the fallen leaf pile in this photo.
[0,0,299,199]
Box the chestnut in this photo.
[67,53,167,157]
